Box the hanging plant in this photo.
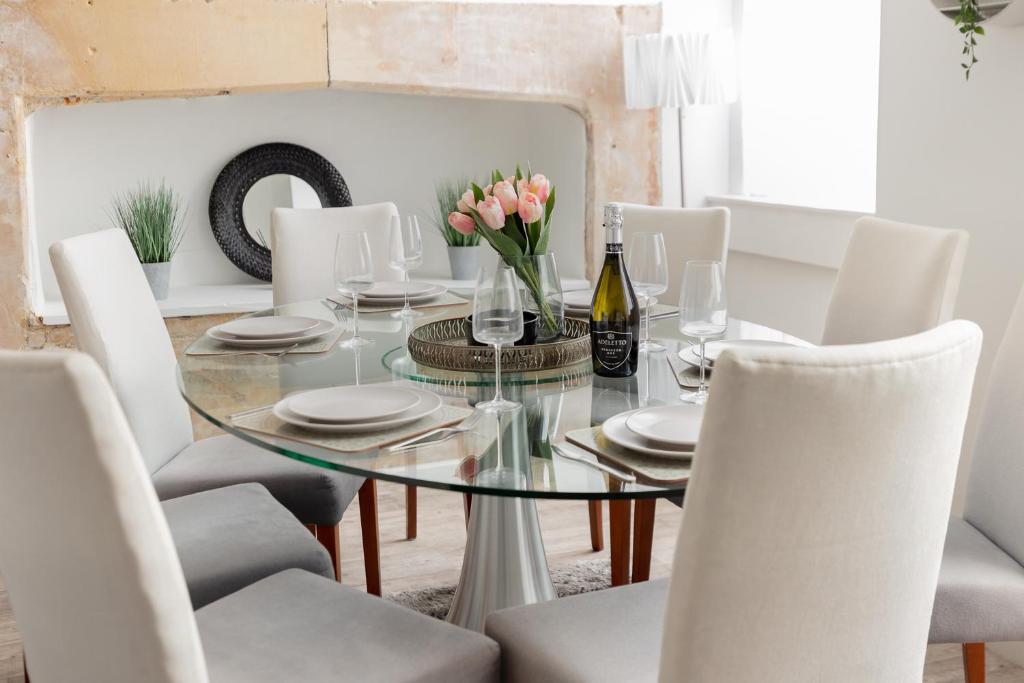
[955,0,985,80]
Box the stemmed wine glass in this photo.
[334,231,375,348]
[678,260,727,404]
[472,263,524,412]
[627,232,669,353]
[389,214,424,319]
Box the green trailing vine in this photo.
[955,0,985,80]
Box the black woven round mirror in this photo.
[209,143,352,281]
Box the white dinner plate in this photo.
[207,319,337,347]
[625,404,704,449]
[563,290,594,309]
[273,388,443,433]
[355,293,442,306]
[679,339,797,369]
[359,282,447,299]
[215,315,321,339]
[602,410,694,460]
[287,386,422,424]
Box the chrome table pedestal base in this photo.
[447,468,557,632]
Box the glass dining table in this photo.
[177,297,807,631]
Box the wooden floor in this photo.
[1,482,1021,682]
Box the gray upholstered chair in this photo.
[930,287,1024,682]
[487,321,981,682]
[49,229,378,592]
[0,350,499,683]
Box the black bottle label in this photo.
[594,330,633,371]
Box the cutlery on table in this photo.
[205,343,301,359]
[388,413,483,452]
[552,443,637,483]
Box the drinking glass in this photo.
[334,231,375,348]
[389,214,424,319]
[472,264,524,412]
[678,260,727,404]
[627,232,669,353]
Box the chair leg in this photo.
[359,480,382,596]
[963,643,985,683]
[406,485,417,540]
[463,493,473,528]
[314,523,342,583]
[23,653,29,683]
[609,499,631,586]
[631,499,656,583]
[588,500,604,551]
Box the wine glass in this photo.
[389,214,424,319]
[627,232,669,353]
[334,231,375,348]
[472,264,524,412]
[678,260,727,404]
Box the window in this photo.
[739,0,881,212]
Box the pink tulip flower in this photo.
[517,192,545,224]
[448,211,477,236]
[528,174,551,204]
[459,189,476,214]
[483,184,493,197]
[492,180,518,215]
[477,196,506,230]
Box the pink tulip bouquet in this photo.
[447,166,561,337]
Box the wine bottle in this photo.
[590,203,640,377]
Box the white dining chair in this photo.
[271,202,419,546]
[822,216,968,345]
[270,202,401,306]
[487,320,982,682]
[930,286,1024,683]
[0,350,500,683]
[49,229,376,592]
[620,204,730,300]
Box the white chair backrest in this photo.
[963,286,1024,566]
[822,216,968,345]
[0,351,208,683]
[49,229,193,473]
[659,320,982,682]
[620,204,730,299]
[271,203,400,306]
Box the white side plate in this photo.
[287,386,422,423]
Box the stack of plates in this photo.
[602,405,704,459]
[356,282,447,307]
[207,315,337,348]
[274,385,443,433]
[678,339,796,369]
[563,289,656,318]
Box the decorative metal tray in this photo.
[408,317,592,372]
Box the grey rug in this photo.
[385,559,612,619]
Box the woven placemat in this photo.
[565,427,691,486]
[329,291,468,313]
[186,325,345,356]
[666,351,713,390]
[231,403,473,453]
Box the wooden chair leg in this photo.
[23,653,29,683]
[406,485,418,540]
[463,493,473,528]
[305,523,317,537]
[588,500,604,551]
[359,480,382,596]
[314,523,342,583]
[631,499,656,583]
[609,499,632,586]
[963,643,985,683]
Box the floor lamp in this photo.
[623,32,737,207]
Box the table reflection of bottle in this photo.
[590,373,639,427]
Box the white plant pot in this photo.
[447,245,482,281]
[141,261,172,300]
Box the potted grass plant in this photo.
[431,177,482,280]
[108,181,186,300]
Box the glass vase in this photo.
[504,253,564,343]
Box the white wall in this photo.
[26,89,587,307]
[876,0,1024,665]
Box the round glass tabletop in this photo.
[177,298,808,500]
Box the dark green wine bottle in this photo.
[590,203,640,377]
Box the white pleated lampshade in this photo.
[623,32,737,110]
